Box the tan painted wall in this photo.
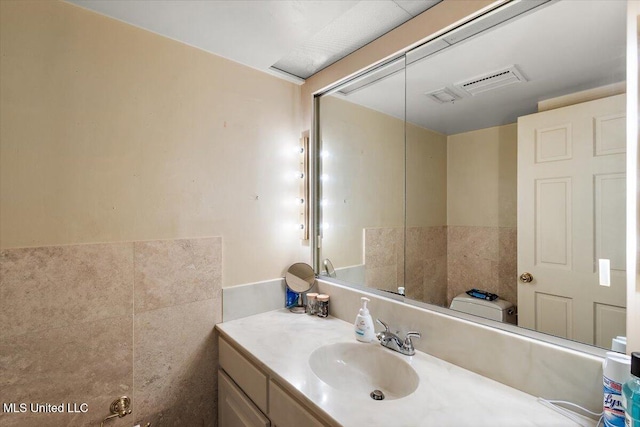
[319,96,448,268]
[447,124,518,227]
[319,96,404,268]
[407,124,448,227]
[0,0,307,286]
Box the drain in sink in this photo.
[370,389,385,400]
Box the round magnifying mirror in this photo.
[285,263,315,313]
[285,262,315,293]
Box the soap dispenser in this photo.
[354,297,375,343]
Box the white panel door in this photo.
[517,94,626,345]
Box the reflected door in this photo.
[517,94,626,346]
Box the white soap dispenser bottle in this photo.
[354,297,375,343]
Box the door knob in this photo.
[519,272,533,283]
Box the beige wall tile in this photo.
[423,255,448,306]
[0,316,133,427]
[447,255,498,304]
[422,226,447,258]
[446,226,517,306]
[498,227,518,306]
[0,243,133,339]
[364,227,404,291]
[0,237,223,426]
[134,237,222,313]
[134,298,219,427]
[395,228,405,287]
[404,257,424,300]
[448,226,499,260]
[397,226,449,303]
[364,266,398,292]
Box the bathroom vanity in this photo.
[216,309,596,427]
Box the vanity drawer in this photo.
[219,370,270,427]
[268,379,325,427]
[219,337,268,414]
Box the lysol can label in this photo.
[603,374,625,427]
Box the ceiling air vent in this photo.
[424,87,461,104]
[455,65,527,96]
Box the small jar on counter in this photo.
[306,293,318,315]
[316,294,329,318]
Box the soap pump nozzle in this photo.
[359,297,370,315]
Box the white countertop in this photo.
[216,309,595,427]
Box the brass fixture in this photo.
[100,396,132,427]
[519,272,534,283]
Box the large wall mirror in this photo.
[316,0,628,350]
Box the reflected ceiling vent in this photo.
[455,65,528,96]
[424,87,461,104]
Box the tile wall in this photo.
[363,228,404,293]
[405,226,448,306]
[364,226,517,307]
[0,237,221,427]
[447,226,518,306]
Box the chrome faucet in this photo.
[375,319,421,356]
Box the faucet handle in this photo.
[405,331,421,342]
[376,318,390,332]
[403,332,421,355]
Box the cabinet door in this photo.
[219,370,270,427]
[219,336,269,413]
[268,379,325,427]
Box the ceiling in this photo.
[66,0,441,81]
[334,0,627,135]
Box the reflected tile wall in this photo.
[405,226,447,306]
[364,227,404,292]
[363,226,516,308]
[447,226,517,306]
[0,237,222,427]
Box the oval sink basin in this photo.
[308,342,419,400]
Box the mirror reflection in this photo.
[317,0,627,349]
